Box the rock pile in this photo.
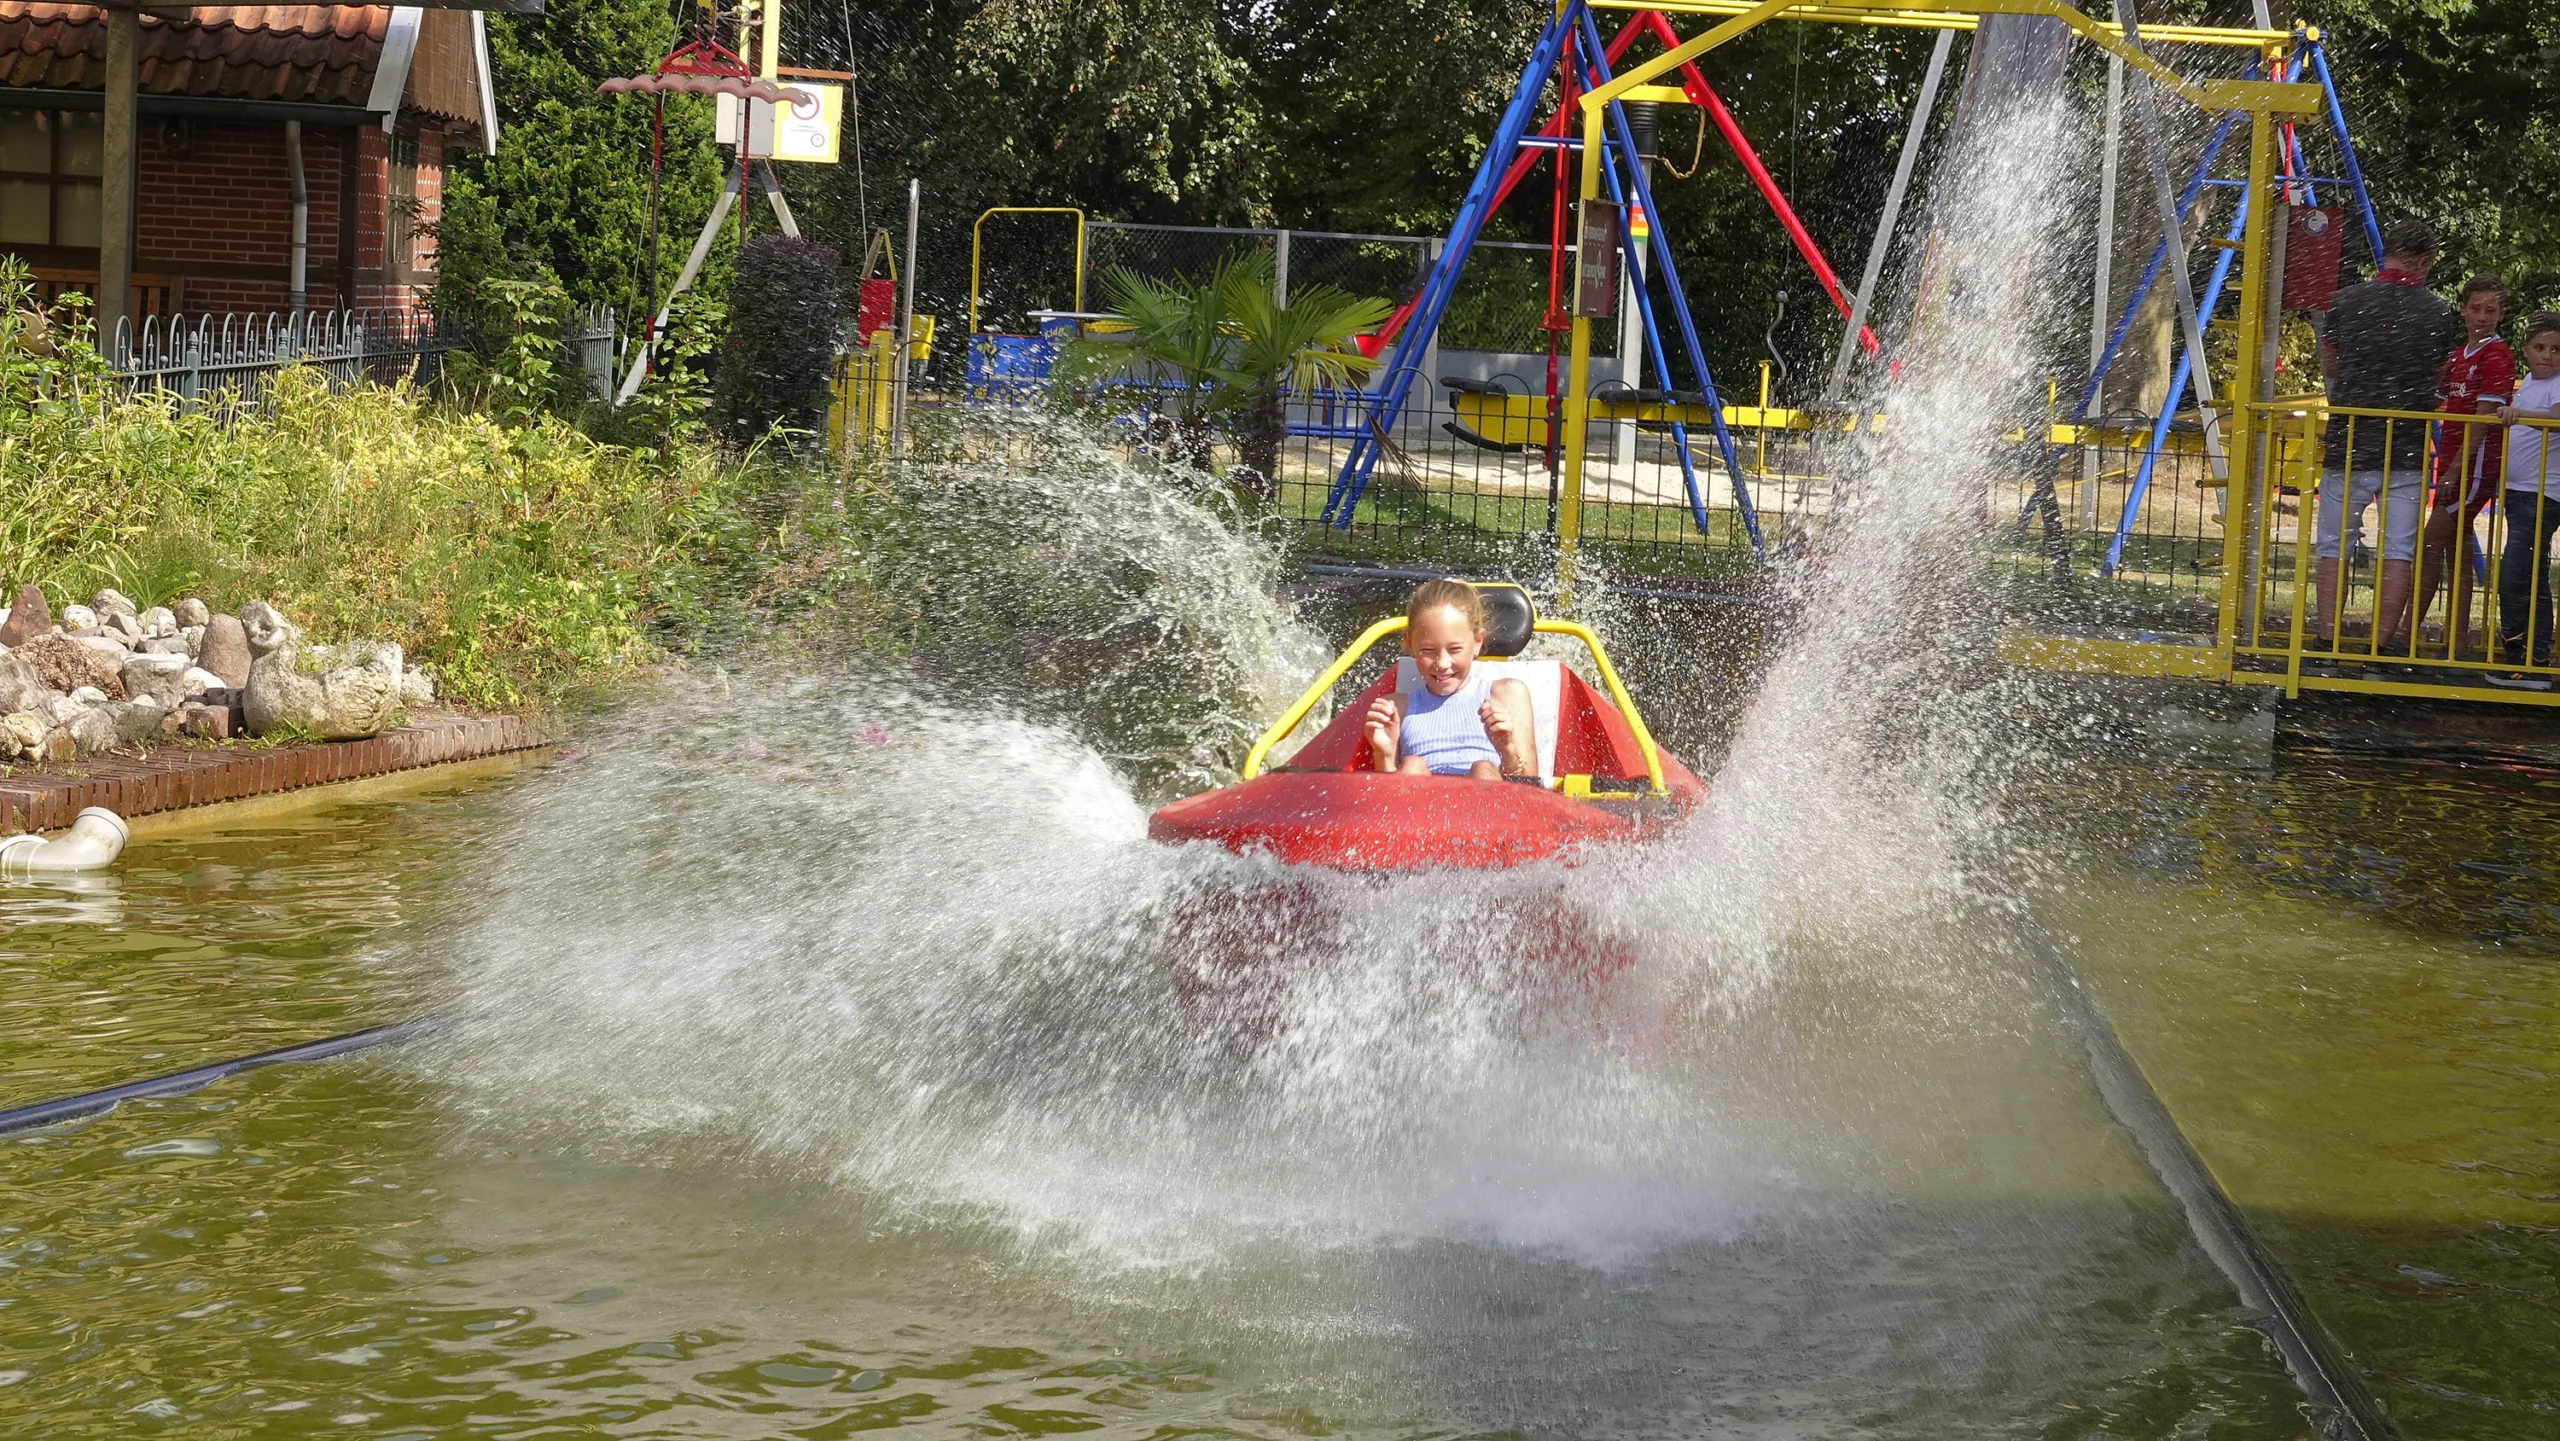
[0,588,436,763]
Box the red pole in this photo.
[1362,15,1641,349]
[1639,10,1878,355]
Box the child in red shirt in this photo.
[2415,273,2515,659]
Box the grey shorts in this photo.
[2313,465,2423,562]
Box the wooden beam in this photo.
[98,4,138,344]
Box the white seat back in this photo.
[1393,658,1563,777]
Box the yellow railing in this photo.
[2233,398,2560,700]
[827,330,896,450]
[1239,617,1669,796]
[968,207,1085,339]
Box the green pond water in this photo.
[0,743,2552,1439]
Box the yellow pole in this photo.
[2217,93,2276,673]
[756,0,779,76]
[1557,96,1618,605]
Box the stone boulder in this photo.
[172,597,210,628]
[137,605,176,638]
[0,652,48,713]
[51,698,120,753]
[0,584,50,647]
[60,603,95,631]
[120,653,192,710]
[0,709,50,761]
[175,702,232,740]
[198,613,251,688]
[13,633,124,699]
[241,600,397,740]
[90,588,137,620]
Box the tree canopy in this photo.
[443,0,2560,393]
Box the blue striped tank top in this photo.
[1398,671,1500,775]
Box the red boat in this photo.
[1151,583,1706,870]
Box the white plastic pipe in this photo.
[0,808,130,873]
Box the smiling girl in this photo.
[1362,580,1538,779]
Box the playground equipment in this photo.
[601,0,842,405]
[1325,2,2314,572]
[965,207,1088,401]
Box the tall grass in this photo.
[0,260,743,709]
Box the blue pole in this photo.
[2069,82,2250,426]
[2308,42,2385,273]
[1591,135,1715,540]
[1575,7,1765,555]
[2104,176,2249,575]
[1324,9,1577,524]
[2103,46,2334,575]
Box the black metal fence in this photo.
[102,305,618,408]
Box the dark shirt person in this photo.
[2312,218,2463,654]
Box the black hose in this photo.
[1995,890,2396,1440]
[0,1016,447,1137]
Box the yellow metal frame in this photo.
[1557,4,2321,567]
[967,206,1087,338]
[1590,0,2314,49]
[1239,617,1670,796]
[1545,3,2560,703]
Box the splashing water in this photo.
[433,101,2105,1286]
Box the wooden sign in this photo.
[1575,201,1622,319]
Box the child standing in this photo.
[2414,274,2514,659]
[2489,313,2560,687]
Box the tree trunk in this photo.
[1240,386,1285,498]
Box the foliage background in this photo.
[439,0,2560,399]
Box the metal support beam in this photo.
[2078,52,2122,525]
[1824,26,1953,402]
[2120,0,2226,495]
[615,158,745,405]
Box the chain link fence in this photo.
[1078,223,1610,361]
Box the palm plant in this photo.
[1058,250,1390,492]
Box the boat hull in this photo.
[1148,770,1677,870]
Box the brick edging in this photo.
[0,714,549,834]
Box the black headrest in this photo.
[1471,582,1536,657]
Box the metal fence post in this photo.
[892,177,919,460]
[1274,228,1291,307]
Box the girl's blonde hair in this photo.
[1406,578,1487,634]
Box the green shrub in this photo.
[0,257,744,710]
[715,234,844,446]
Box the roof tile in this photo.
[0,4,387,105]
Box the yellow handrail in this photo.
[968,206,1086,339]
[1240,616,1406,781]
[1236,615,1670,798]
[1534,619,1668,797]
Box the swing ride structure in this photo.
[1294,0,2560,708]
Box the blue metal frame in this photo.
[1574,6,1764,554]
[2307,40,2385,271]
[2102,176,2251,575]
[2097,42,2387,576]
[1322,0,1764,556]
[1321,10,1576,524]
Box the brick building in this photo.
[0,4,497,321]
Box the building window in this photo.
[0,110,104,248]
[387,126,418,277]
